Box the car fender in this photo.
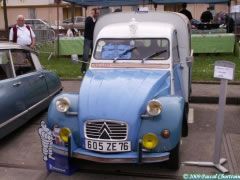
[47,93,80,146]
[139,96,184,152]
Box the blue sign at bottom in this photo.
[46,153,79,175]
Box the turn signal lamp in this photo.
[59,128,71,143]
[142,133,159,150]
[161,129,170,139]
[56,97,70,113]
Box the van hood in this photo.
[78,69,170,146]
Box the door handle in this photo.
[13,82,22,87]
[38,74,44,79]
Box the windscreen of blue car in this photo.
[94,38,169,60]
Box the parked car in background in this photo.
[0,42,62,139]
[39,10,193,175]
[25,19,64,30]
[61,16,86,30]
[191,18,220,30]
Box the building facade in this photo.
[0,0,240,30]
[0,0,83,29]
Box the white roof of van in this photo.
[94,11,191,56]
[97,22,174,39]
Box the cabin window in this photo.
[94,38,169,61]
[11,49,36,76]
[0,50,14,80]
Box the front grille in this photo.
[85,120,128,141]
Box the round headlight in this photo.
[56,97,70,112]
[59,128,71,143]
[146,99,162,116]
[142,133,159,150]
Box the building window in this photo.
[29,8,36,19]
[63,6,82,20]
[164,4,182,12]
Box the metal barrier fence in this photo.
[34,29,56,60]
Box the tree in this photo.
[1,0,9,39]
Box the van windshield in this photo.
[94,38,169,61]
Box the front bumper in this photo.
[53,144,170,164]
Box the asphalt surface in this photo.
[0,81,239,180]
[191,83,240,104]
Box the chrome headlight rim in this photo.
[146,99,162,116]
[56,97,71,113]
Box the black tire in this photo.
[167,143,180,170]
[182,103,189,137]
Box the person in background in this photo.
[200,7,213,23]
[114,8,122,12]
[66,24,78,37]
[81,8,99,74]
[214,11,226,24]
[179,3,193,21]
[9,15,36,48]
[225,14,235,33]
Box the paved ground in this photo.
[191,83,240,104]
[192,83,240,98]
[0,81,239,180]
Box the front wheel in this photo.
[167,142,180,170]
[182,103,189,137]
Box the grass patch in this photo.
[39,53,82,78]
[38,49,240,81]
[193,54,240,81]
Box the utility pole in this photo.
[55,0,61,57]
[71,3,75,24]
[3,0,9,39]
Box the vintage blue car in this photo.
[39,11,193,175]
[0,42,62,139]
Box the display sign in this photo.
[214,61,235,80]
[138,7,149,12]
[231,5,240,13]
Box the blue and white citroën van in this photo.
[39,11,193,174]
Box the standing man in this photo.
[81,8,99,74]
[200,7,213,23]
[179,3,193,21]
[9,15,36,48]
[225,14,235,33]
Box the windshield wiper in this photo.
[113,47,137,63]
[141,49,167,63]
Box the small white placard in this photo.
[231,5,240,13]
[138,7,149,12]
[214,66,234,80]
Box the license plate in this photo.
[85,139,131,152]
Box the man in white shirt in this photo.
[9,15,36,48]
